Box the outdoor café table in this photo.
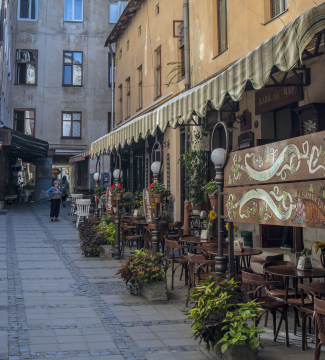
[208,248,263,274]
[264,266,325,300]
[180,236,218,253]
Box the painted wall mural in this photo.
[224,181,325,228]
[224,131,325,187]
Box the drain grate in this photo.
[79,282,126,294]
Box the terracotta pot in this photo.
[152,193,163,203]
[208,194,218,207]
[114,193,123,201]
[95,194,101,200]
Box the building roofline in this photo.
[105,0,146,46]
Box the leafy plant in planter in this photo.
[203,180,219,196]
[93,186,104,195]
[187,277,264,354]
[178,129,207,206]
[97,215,115,245]
[122,191,136,206]
[78,218,105,256]
[150,181,168,203]
[116,250,168,295]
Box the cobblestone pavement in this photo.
[0,202,317,359]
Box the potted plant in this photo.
[78,218,105,257]
[121,191,135,207]
[116,250,168,300]
[187,277,264,359]
[149,181,167,203]
[178,129,207,207]
[133,190,143,207]
[112,184,125,201]
[97,215,115,257]
[203,180,219,206]
[94,186,104,200]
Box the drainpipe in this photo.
[183,0,190,91]
[108,44,115,131]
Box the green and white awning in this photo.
[91,2,325,157]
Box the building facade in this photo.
[92,0,325,252]
[0,0,124,197]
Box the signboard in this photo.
[224,180,325,228]
[255,75,303,115]
[106,186,114,214]
[225,131,325,187]
[143,188,154,224]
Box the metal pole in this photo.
[228,221,235,278]
[94,157,100,219]
[114,176,121,259]
[183,0,190,91]
[152,172,159,254]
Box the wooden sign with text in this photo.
[143,188,154,224]
[106,186,114,214]
[224,180,325,228]
[225,131,325,187]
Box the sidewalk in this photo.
[0,202,316,359]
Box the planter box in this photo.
[138,281,167,301]
[101,245,112,257]
[215,344,257,360]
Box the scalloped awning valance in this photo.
[91,2,325,157]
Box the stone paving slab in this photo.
[0,202,321,359]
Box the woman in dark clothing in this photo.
[60,175,70,207]
[47,181,63,222]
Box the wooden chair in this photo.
[165,240,189,291]
[314,297,325,360]
[186,254,216,306]
[166,221,182,241]
[70,194,83,215]
[251,253,284,266]
[298,282,325,350]
[121,222,143,258]
[194,243,218,259]
[144,223,168,252]
[242,271,289,347]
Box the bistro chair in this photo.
[241,271,289,347]
[186,254,216,306]
[70,194,83,215]
[194,243,219,259]
[120,222,143,258]
[75,199,91,228]
[144,223,168,252]
[165,240,189,291]
[314,297,325,360]
[166,221,182,241]
[298,282,325,350]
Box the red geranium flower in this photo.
[149,184,154,189]
[104,191,106,194]
[118,186,123,189]
[111,185,115,188]
[151,178,154,182]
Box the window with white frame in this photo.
[62,112,82,138]
[18,0,38,21]
[109,0,128,23]
[64,0,83,22]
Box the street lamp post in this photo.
[113,154,122,260]
[210,120,234,277]
[151,142,163,254]
[93,171,101,219]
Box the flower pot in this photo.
[138,281,167,301]
[152,194,164,204]
[101,244,112,257]
[114,193,123,201]
[215,343,257,360]
[95,194,101,200]
[208,194,218,206]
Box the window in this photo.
[119,84,123,123]
[62,112,81,138]
[138,65,142,110]
[14,110,35,136]
[217,0,227,54]
[16,50,37,85]
[156,3,159,15]
[108,54,115,88]
[155,47,161,99]
[126,77,130,119]
[271,0,288,18]
[18,0,38,21]
[63,51,82,86]
[64,0,83,22]
[138,25,141,36]
[109,1,128,23]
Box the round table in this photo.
[208,248,263,274]
[264,265,325,299]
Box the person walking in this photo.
[47,181,63,222]
[60,175,70,207]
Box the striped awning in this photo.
[91,2,325,157]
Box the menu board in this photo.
[106,186,114,214]
[143,188,154,223]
